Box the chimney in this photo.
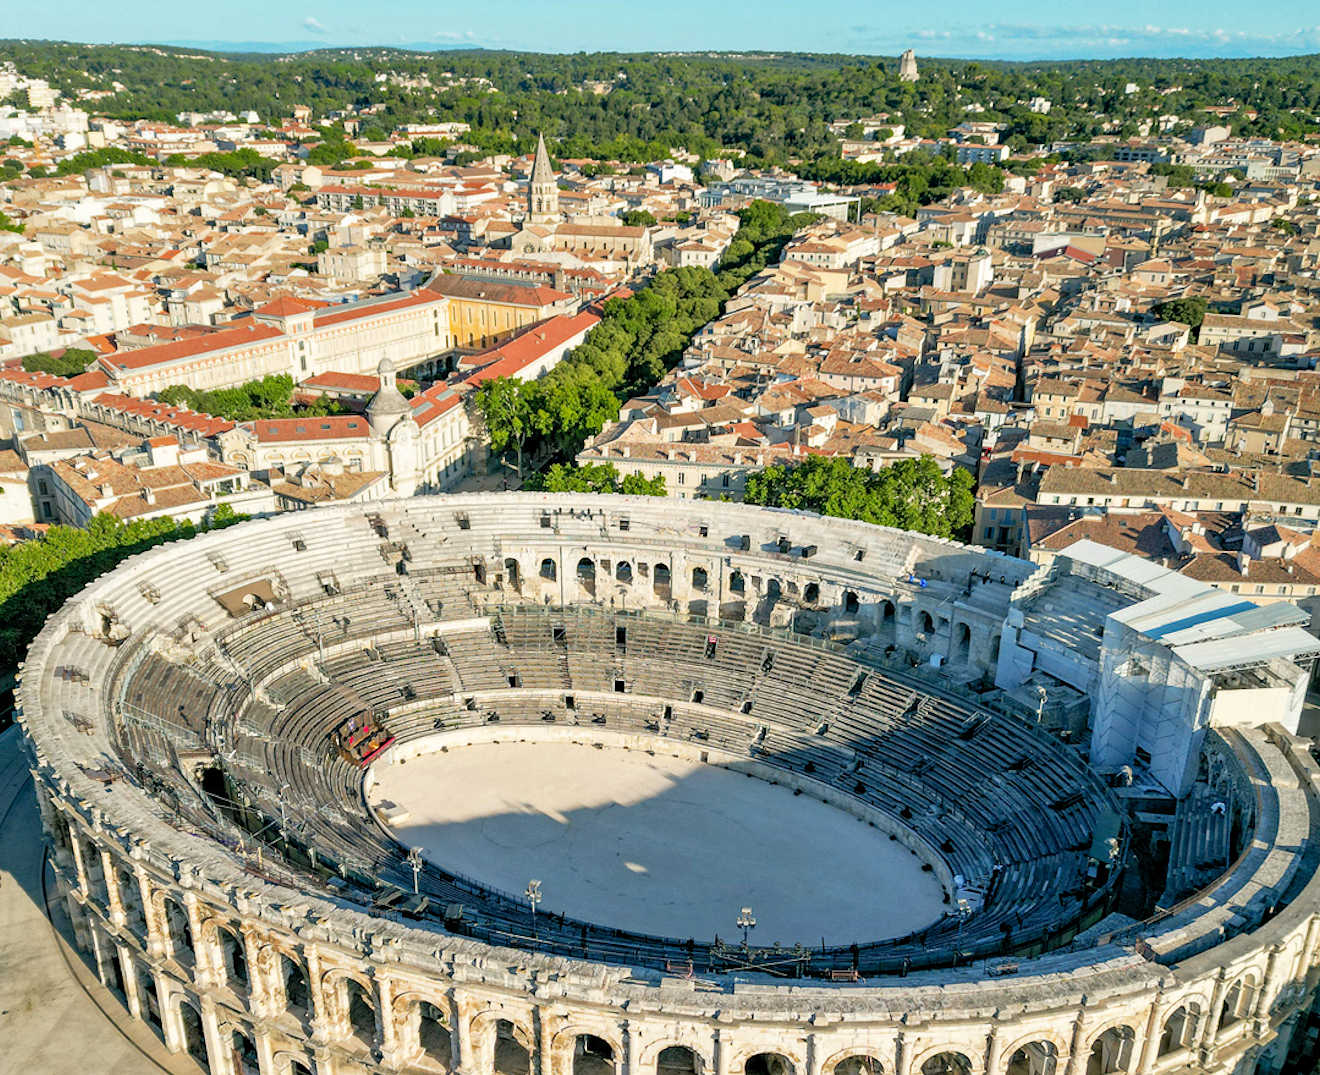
[142,488,156,505]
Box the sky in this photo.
[9,0,1320,60]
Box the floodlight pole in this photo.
[737,906,757,948]
[407,847,424,894]
[526,879,542,937]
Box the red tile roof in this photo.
[461,312,599,386]
[253,416,371,443]
[99,322,285,373]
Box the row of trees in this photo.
[157,374,348,421]
[0,507,244,671]
[531,462,667,496]
[473,201,813,473]
[743,456,976,540]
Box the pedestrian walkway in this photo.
[0,726,204,1075]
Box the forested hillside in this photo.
[3,41,1319,163]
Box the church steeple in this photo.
[527,132,559,225]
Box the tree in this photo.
[1053,186,1086,203]
[1153,296,1208,335]
[0,508,246,672]
[743,456,975,539]
[534,462,666,496]
[473,376,534,477]
[0,209,21,233]
[22,347,97,376]
[620,209,657,227]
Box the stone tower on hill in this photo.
[899,49,919,82]
[527,132,560,224]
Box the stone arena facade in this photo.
[14,493,1320,1075]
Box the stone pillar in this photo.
[451,993,472,1074]
[119,944,143,1020]
[1135,996,1163,1074]
[304,946,334,1043]
[983,1026,1002,1075]
[803,1033,821,1075]
[377,973,406,1071]
[104,852,127,928]
[254,1024,281,1075]
[69,834,90,895]
[200,996,231,1075]
[157,975,184,1054]
[243,928,272,1020]
[713,1029,730,1075]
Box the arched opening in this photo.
[843,591,860,615]
[162,897,194,964]
[918,610,935,636]
[82,840,109,904]
[418,1000,452,1066]
[540,558,557,581]
[107,948,128,1001]
[577,558,596,597]
[1219,978,1254,1032]
[692,566,709,592]
[919,1055,970,1075]
[729,570,745,594]
[803,582,820,606]
[1006,1041,1057,1075]
[653,563,672,599]
[574,1034,616,1075]
[954,623,971,664]
[281,955,310,1017]
[1159,1005,1199,1057]
[218,928,248,988]
[179,1000,209,1071]
[1085,1027,1134,1075]
[766,579,782,601]
[658,1045,701,1075]
[115,867,148,937]
[286,1061,313,1075]
[504,558,521,591]
[832,1056,882,1075]
[616,561,633,583]
[494,1019,531,1075]
[143,979,164,1040]
[231,1030,259,1075]
[746,1054,794,1075]
[344,978,377,1044]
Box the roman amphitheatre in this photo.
[15,492,1320,1075]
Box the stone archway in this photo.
[657,1045,702,1075]
[828,1055,882,1075]
[745,1053,795,1075]
[1005,1041,1057,1075]
[177,998,209,1071]
[1085,1027,1134,1075]
[920,1054,971,1075]
[953,623,972,664]
[229,1028,260,1075]
[1158,1004,1200,1057]
[492,1018,532,1075]
[573,1033,617,1075]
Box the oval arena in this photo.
[16,493,1320,1075]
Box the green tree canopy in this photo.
[0,509,245,671]
[21,347,98,376]
[743,456,975,539]
[533,462,666,496]
[157,374,347,421]
[1153,296,1209,333]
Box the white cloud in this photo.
[303,16,328,35]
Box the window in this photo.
[677,472,685,485]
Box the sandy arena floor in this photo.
[372,740,947,945]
